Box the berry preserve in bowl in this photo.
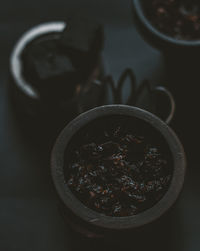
[51,105,186,238]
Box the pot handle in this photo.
[152,86,175,125]
[103,69,175,125]
[135,80,175,125]
[103,68,137,105]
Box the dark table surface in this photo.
[0,0,199,250]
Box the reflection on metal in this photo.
[10,22,66,99]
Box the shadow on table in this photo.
[62,203,183,251]
[164,53,200,161]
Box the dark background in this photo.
[0,0,199,250]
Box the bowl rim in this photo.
[10,21,66,100]
[51,104,186,231]
[132,0,200,47]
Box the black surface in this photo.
[0,0,199,251]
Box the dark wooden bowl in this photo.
[51,105,186,237]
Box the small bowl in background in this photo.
[132,0,200,54]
